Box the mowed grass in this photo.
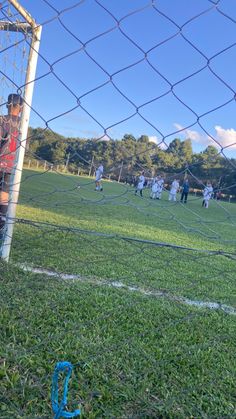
[1,169,236,418]
[13,169,236,303]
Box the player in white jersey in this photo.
[169,179,179,201]
[135,172,145,197]
[202,182,213,208]
[150,179,158,199]
[95,164,104,191]
[156,176,164,199]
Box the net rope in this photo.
[0,1,236,418]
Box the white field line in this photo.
[18,264,236,316]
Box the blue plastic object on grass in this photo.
[51,361,81,418]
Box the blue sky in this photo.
[3,0,236,155]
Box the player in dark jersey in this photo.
[0,93,23,236]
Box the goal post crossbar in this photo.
[0,21,32,33]
[8,0,38,28]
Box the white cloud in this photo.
[173,122,236,152]
[214,125,236,150]
[174,123,204,143]
[99,134,110,142]
[148,136,167,149]
[148,135,158,144]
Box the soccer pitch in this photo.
[1,169,236,418]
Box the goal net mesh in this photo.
[1,1,236,417]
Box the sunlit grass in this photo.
[1,169,236,418]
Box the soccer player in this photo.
[95,163,104,191]
[202,182,213,208]
[180,178,190,204]
[156,175,164,199]
[169,178,179,201]
[135,171,145,197]
[150,178,158,199]
[0,93,23,236]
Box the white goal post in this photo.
[0,0,42,261]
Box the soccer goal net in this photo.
[1,1,236,418]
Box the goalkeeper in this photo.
[0,94,23,236]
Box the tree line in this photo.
[27,128,236,196]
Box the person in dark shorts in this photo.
[135,171,145,197]
[0,93,23,235]
[180,179,190,204]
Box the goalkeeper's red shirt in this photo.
[0,115,20,174]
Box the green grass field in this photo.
[1,169,236,418]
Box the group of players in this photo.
[134,172,214,208]
[94,166,214,209]
[0,92,216,241]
